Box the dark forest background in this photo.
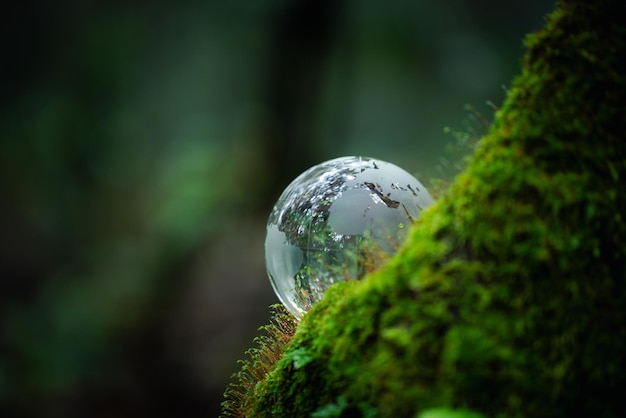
[0,1,551,416]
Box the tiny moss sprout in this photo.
[430,103,492,199]
[221,304,297,418]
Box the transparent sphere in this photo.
[265,156,434,318]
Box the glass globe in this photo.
[265,156,434,318]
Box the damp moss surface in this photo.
[224,0,626,416]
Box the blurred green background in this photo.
[0,1,551,416]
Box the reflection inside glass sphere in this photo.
[265,156,434,318]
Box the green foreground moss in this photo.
[225,1,626,416]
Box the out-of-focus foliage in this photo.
[0,0,551,416]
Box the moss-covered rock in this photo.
[224,0,626,416]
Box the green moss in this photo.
[417,409,487,418]
[224,1,626,416]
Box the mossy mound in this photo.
[225,1,626,416]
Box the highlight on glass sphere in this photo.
[264,156,434,318]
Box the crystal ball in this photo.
[265,156,434,318]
